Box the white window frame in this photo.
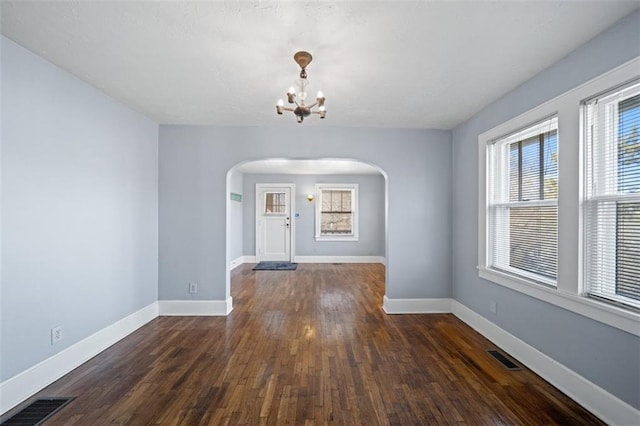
[487,116,559,287]
[478,57,640,336]
[315,183,359,241]
[584,80,640,309]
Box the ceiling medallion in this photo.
[276,51,326,123]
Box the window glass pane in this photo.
[331,191,342,211]
[265,192,286,213]
[321,213,353,234]
[616,201,640,300]
[508,131,557,202]
[618,94,640,194]
[320,189,353,235]
[543,131,558,199]
[509,206,558,280]
[509,144,520,202]
[322,190,352,213]
[520,136,541,201]
[321,191,332,212]
[341,191,351,211]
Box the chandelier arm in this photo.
[281,107,296,112]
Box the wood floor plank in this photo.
[3,263,604,425]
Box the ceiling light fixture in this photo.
[276,51,326,123]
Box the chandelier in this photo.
[276,51,326,123]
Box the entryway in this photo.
[255,183,295,262]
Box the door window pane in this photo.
[265,192,286,214]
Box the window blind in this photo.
[489,117,558,284]
[584,80,640,309]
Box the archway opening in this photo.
[225,157,389,308]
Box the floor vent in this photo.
[1,397,74,425]
[486,349,521,371]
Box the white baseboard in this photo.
[295,255,386,264]
[4,293,632,424]
[382,296,452,314]
[158,298,233,316]
[229,256,243,270]
[238,255,385,265]
[451,300,639,426]
[0,302,159,416]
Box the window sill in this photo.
[315,235,359,242]
[478,266,640,336]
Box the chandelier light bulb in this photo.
[276,99,284,114]
[286,87,296,104]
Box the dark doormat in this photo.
[252,262,298,271]
[1,397,74,425]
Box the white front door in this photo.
[256,184,294,262]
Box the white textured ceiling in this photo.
[1,1,638,130]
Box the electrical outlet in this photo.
[490,301,498,315]
[51,325,63,345]
[189,282,198,294]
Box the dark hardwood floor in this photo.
[5,263,603,425]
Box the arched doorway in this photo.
[225,157,389,309]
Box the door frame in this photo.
[255,183,296,262]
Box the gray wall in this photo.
[451,11,640,409]
[1,36,159,381]
[228,171,243,261]
[159,127,452,301]
[242,174,385,257]
[3,6,637,414]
